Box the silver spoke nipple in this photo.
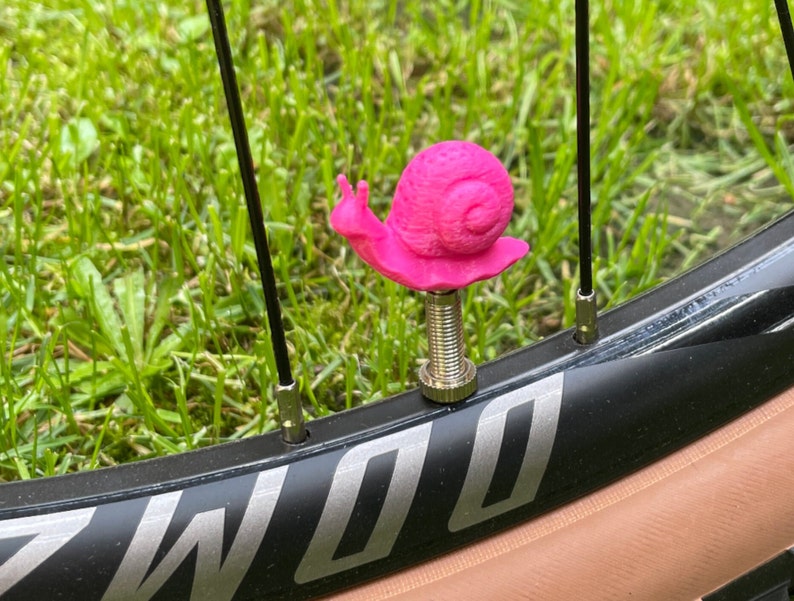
[276,381,306,444]
[574,288,599,345]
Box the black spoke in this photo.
[205,0,305,442]
[574,0,599,344]
[205,0,292,385]
[575,0,593,296]
[775,0,794,83]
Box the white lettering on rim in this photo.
[0,507,95,596]
[294,422,432,584]
[101,466,287,601]
[448,372,563,532]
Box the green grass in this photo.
[1,0,792,480]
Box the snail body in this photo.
[331,141,529,291]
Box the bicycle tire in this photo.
[1,206,793,600]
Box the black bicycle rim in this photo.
[1,205,793,599]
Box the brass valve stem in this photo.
[419,290,477,403]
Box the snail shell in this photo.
[386,141,514,258]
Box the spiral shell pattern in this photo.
[386,141,514,258]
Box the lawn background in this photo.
[1,0,793,479]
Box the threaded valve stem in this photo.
[419,290,477,403]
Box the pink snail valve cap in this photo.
[330,141,529,292]
[330,141,530,402]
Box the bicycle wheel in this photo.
[2,209,793,600]
[2,2,794,601]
